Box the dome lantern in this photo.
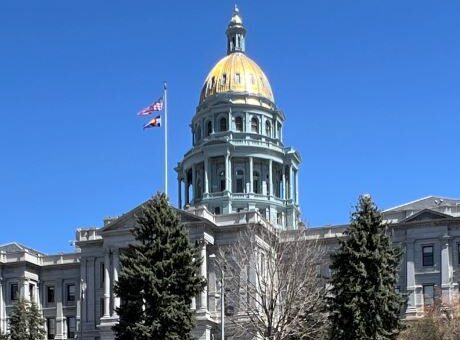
[226,5,246,54]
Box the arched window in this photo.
[235,169,244,193]
[253,171,260,194]
[219,117,227,132]
[265,121,271,137]
[235,116,243,132]
[251,117,259,133]
[206,121,212,136]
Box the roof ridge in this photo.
[383,196,435,212]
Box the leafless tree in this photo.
[216,224,329,340]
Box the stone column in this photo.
[204,157,209,195]
[185,170,190,205]
[56,279,64,339]
[405,240,417,317]
[0,277,4,334]
[295,169,299,205]
[86,257,95,324]
[178,177,182,209]
[33,280,39,305]
[282,165,286,200]
[103,250,111,318]
[192,164,197,202]
[249,156,254,193]
[441,235,453,304]
[268,159,273,197]
[79,258,87,333]
[225,152,231,192]
[112,249,120,315]
[21,277,29,301]
[199,240,208,312]
[289,165,294,200]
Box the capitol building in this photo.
[1,7,460,340]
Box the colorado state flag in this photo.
[143,115,162,129]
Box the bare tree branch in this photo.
[217,224,329,340]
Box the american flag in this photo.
[137,97,163,116]
[143,115,162,129]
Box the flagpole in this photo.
[164,81,168,196]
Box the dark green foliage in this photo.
[114,193,206,340]
[9,299,29,340]
[329,195,406,340]
[0,333,9,340]
[8,299,45,340]
[28,302,46,340]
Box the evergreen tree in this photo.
[28,302,45,340]
[328,195,406,340]
[113,193,206,340]
[9,299,28,340]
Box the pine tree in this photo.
[328,195,406,340]
[9,299,29,340]
[113,193,206,340]
[28,302,46,340]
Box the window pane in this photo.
[220,118,227,132]
[423,246,434,266]
[47,286,55,303]
[67,284,76,302]
[235,117,243,131]
[423,285,434,305]
[11,284,18,301]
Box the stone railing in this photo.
[75,228,102,242]
[0,250,79,266]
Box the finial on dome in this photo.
[229,4,243,25]
[226,5,246,54]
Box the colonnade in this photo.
[178,156,299,208]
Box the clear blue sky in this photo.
[1,1,459,254]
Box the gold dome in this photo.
[199,52,274,104]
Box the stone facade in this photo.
[1,6,460,340]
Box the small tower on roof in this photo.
[226,5,246,54]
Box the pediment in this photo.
[401,209,451,223]
[101,203,214,233]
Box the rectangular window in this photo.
[66,284,76,303]
[235,73,241,83]
[47,318,56,339]
[423,245,434,266]
[458,244,460,265]
[100,298,105,318]
[423,284,434,306]
[47,286,55,304]
[100,262,105,288]
[67,317,76,339]
[10,283,18,301]
[236,178,243,193]
[29,283,34,301]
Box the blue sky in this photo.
[1,1,459,253]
